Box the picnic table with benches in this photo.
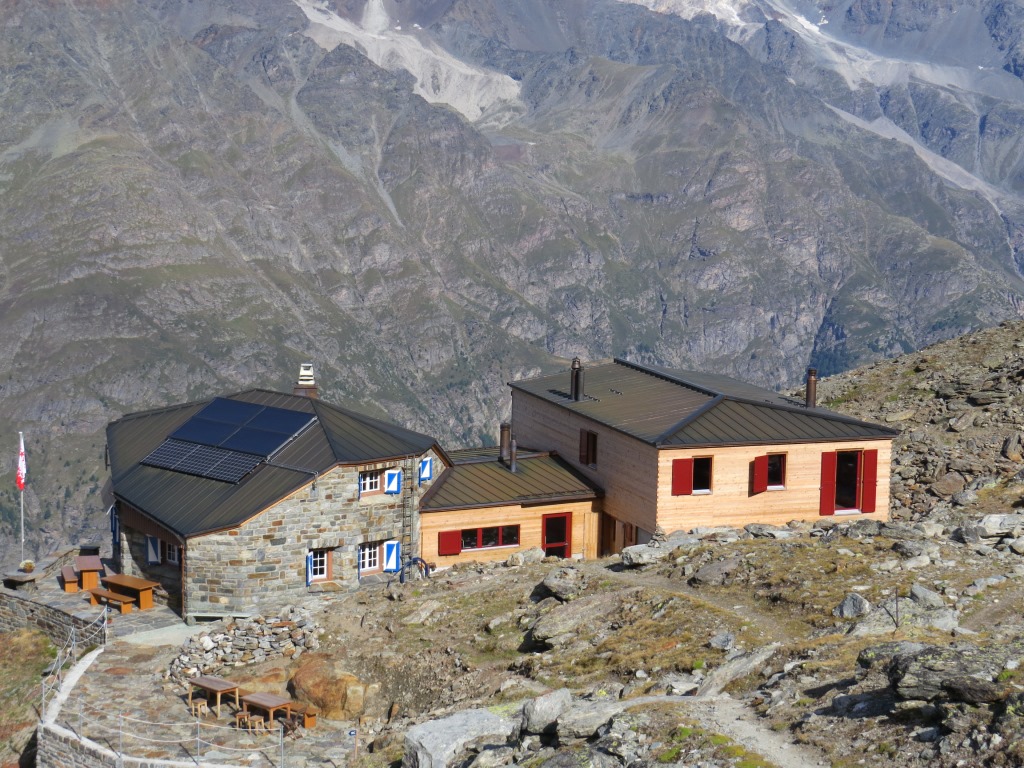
[75,555,103,590]
[101,573,159,610]
[88,588,136,613]
[188,675,241,718]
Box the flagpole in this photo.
[17,431,25,565]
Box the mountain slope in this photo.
[1,0,1024,562]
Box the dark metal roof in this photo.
[510,359,899,448]
[420,452,601,512]
[107,390,443,538]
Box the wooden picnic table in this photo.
[101,573,160,610]
[75,555,103,590]
[241,692,292,726]
[188,676,241,718]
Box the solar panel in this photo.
[168,398,316,458]
[142,439,262,483]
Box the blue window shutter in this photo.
[145,535,160,565]
[418,457,433,485]
[384,469,402,494]
[109,506,119,537]
[305,552,313,586]
[383,541,401,572]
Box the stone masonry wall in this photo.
[0,588,96,646]
[180,450,441,620]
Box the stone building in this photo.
[106,375,446,621]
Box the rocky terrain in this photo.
[4,0,1024,566]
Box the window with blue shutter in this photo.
[384,469,402,494]
[418,457,433,485]
[383,541,401,572]
[305,551,314,586]
[145,535,160,565]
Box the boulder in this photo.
[556,701,623,740]
[857,642,928,670]
[909,584,946,609]
[541,567,587,601]
[507,548,546,566]
[979,514,1024,538]
[689,556,742,587]
[833,593,871,618]
[403,600,443,625]
[531,589,636,648]
[290,657,371,720]
[929,472,966,499]
[403,709,518,768]
[888,644,1007,702]
[849,598,958,637]
[620,544,670,567]
[697,643,779,697]
[522,688,572,734]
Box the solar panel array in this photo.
[142,439,264,483]
[141,398,317,483]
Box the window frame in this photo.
[692,456,713,494]
[766,453,786,490]
[309,548,330,582]
[359,541,381,573]
[579,429,598,466]
[441,525,521,554]
[166,543,180,565]
[359,470,381,495]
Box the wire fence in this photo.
[59,695,289,767]
[40,605,108,713]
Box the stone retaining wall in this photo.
[0,588,96,646]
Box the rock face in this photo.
[289,657,374,720]
[7,0,1024,569]
[522,688,572,734]
[402,709,518,768]
[530,589,637,649]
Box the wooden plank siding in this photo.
[420,500,599,568]
[657,441,892,531]
[512,392,661,534]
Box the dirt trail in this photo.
[685,694,827,768]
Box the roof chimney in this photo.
[570,357,585,401]
[805,367,817,409]
[509,438,518,473]
[293,363,319,399]
[499,422,511,464]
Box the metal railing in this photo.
[41,605,108,712]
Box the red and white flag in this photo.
[15,433,26,491]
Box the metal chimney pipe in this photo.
[805,368,818,408]
[499,423,511,464]
[570,357,584,401]
[509,439,518,473]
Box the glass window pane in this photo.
[501,526,520,546]
[693,457,713,491]
[480,527,499,548]
[462,529,479,549]
[767,454,785,486]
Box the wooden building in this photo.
[509,359,899,553]
[419,447,601,567]
[106,378,446,621]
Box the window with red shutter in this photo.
[860,449,878,513]
[437,530,462,556]
[672,458,694,496]
[752,455,768,495]
[819,452,837,516]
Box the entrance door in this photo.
[834,451,861,511]
[542,513,571,558]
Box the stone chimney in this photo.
[805,368,817,408]
[570,357,585,401]
[293,363,319,399]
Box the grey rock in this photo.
[403,600,443,625]
[689,556,742,587]
[620,544,670,567]
[468,747,515,768]
[833,592,872,618]
[541,567,587,601]
[1002,432,1024,462]
[522,688,572,735]
[951,489,978,506]
[556,701,622,740]
[910,584,946,609]
[878,522,925,541]
[403,709,518,768]
[857,642,929,669]
[979,514,1024,538]
[697,643,780,696]
[888,644,1008,702]
[849,598,958,637]
[929,472,967,499]
[892,540,926,558]
[709,631,736,650]
[531,589,636,648]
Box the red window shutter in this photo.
[752,455,768,495]
[819,452,837,516]
[672,458,694,496]
[860,449,878,513]
[437,530,462,556]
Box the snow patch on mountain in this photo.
[291,0,521,122]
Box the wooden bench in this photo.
[87,588,136,614]
[61,566,79,593]
[289,703,318,729]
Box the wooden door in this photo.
[542,513,571,558]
